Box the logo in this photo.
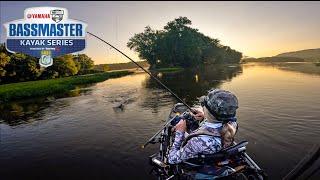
[50,9,64,23]
[39,50,53,67]
[3,7,87,67]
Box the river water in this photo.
[0,63,320,179]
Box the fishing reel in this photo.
[171,111,199,131]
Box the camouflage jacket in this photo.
[168,120,237,164]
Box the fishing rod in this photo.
[87,32,198,149]
[87,31,194,111]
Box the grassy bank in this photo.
[0,71,132,102]
[153,67,184,72]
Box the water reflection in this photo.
[195,74,199,83]
[0,85,93,126]
[0,98,51,125]
[0,63,319,179]
[142,64,243,105]
[103,88,139,112]
[1,62,317,126]
[246,62,320,76]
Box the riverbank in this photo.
[0,71,132,102]
[153,67,184,72]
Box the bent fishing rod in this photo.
[87,31,193,111]
[88,33,320,178]
[87,32,194,148]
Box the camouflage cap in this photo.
[203,89,238,121]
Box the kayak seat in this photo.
[182,141,248,167]
[177,141,249,178]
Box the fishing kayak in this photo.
[148,103,267,180]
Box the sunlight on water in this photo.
[1,63,319,179]
[195,74,199,83]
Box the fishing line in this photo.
[87,31,194,111]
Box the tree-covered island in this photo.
[127,17,242,69]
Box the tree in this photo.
[73,54,94,74]
[164,16,192,32]
[102,64,109,71]
[3,53,42,82]
[0,44,11,81]
[0,43,97,83]
[44,54,78,78]
[0,52,10,77]
[127,26,159,68]
[127,17,242,68]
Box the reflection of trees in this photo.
[137,88,175,113]
[0,86,93,126]
[0,98,51,126]
[139,64,243,111]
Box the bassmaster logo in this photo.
[3,7,87,67]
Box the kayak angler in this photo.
[87,32,268,179]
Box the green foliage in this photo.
[0,52,11,77]
[103,64,110,71]
[154,67,184,72]
[0,43,98,84]
[2,53,42,82]
[73,54,94,74]
[94,61,149,71]
[0,71,132,101]
[127,17,242,68]
[39,54,78,79]
[54,54,78,77]
[127,26,159,66]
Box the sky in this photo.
[1,1,320,64]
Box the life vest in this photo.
[182,126,221,147]
[180,123,239,178]
[182,121,237,149]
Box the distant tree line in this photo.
[0,43,98,84]
[241,56,305,63]
[276,48,320,62]
[94,61,149,71]
[127,17,242,69]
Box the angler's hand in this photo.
[174,119,187,132]
[191,108,204,121]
